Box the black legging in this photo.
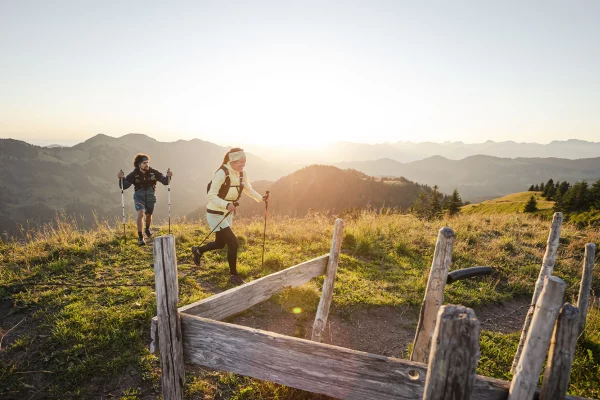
[197,227,238,274]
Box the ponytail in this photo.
[222,147,244,165]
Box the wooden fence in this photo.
[151,214,594,400]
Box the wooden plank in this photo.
[181,313,515,400]
[312,218,344,342]
[423,305,480,400]
[540,303,580,400]
[509,276,566,400]
[153,235,184,400]
[411,227,455,363]
[512,212,563,373]
[180,254,328,318]
[577,243,596,336]
[150,254,329,352]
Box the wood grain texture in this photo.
[411,227,455,363]
[509,276,566,400]
[181,313,517,400]
[423,305,480,400]
[153,235,184,400]
[540,303,580,400]
[512,212,563,373]
[150,254,328,352]
[312,218,344,342]
[577,243,595,336]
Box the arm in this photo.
[119,171,134,190]
[243,172,264,202]
[207,168,231,208]
[153,169,170,185]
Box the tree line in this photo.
[528,178,600,213]
[411,185,464,220]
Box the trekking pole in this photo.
[167,170,171,234]
[197,202,238,246]
[120,174,126,243]
[261,191,270,268]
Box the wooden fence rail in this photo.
[540,303,580,400]
[509,275,566,400]
[411,227,455,363]
[151,254,328,352]
[151,218,592,400]
[512,212,563,373]
[423,305,480,400]
[577,243,596,336]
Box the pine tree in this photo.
[559,181,590,213]
[534,184,540,191]
[542,179,554,198]
[412,191,430,220]
[545,179,557,200]
[524,195,538,213]
[429,185,443,220]
[553,181,571,210]
[528,184,535,191]
[590,179,600,210]
[446,188,463,216]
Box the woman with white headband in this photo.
[192,147,269,285]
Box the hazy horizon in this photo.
[2,1,599,146]
[14,132,600,150]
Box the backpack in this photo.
[207,165,245,202]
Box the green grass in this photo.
[1,211,599,398]
[462,191,554,218]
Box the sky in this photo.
[1,0,599,148]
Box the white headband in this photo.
[229,150,246,162]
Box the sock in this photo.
[138,231,143,239]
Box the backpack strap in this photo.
[216,166,245,202]
[233,171,245,202]
[217,165,230,199]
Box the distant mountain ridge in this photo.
[3,133,600,234]
[245,139,600,164]
[336,155,600,202]
[0,134,289,235]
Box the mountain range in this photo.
[0,134,288,235]
[244,139,600,164]
[2,133,600,235]
[336,156,600,202]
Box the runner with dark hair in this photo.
[118,153,173,245]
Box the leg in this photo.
[198,230,227,252]
[192,229,226,266]
[217,227,239,275]
[133,193,147,245]
[136,210,145,234]
[144,204,154,238]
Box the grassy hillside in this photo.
[238,165,429,216]
[462,191,554,217]
[1,212,599,399]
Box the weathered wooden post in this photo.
[577,243,596,337]
[411,227,455,363]
[509,275,566,400]
[312,218,344,342]
[539,303,580,400]
[154,235,185,399]
[511,212,563,373]
[422,305,480,400]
